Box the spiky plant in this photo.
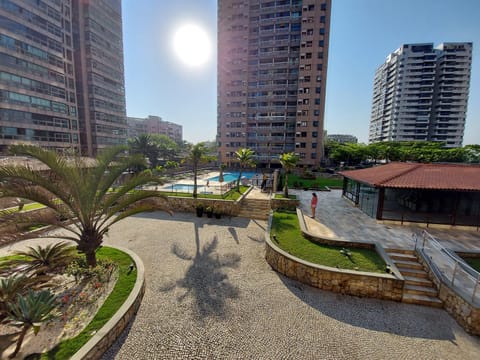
[10,242,76,276]
[0,145,168,267]
[7,289,57,358]
[0,275,31,318]
[279,152,299,198]
[234,148,255,191]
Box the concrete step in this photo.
[402,293,443,308]
[397,267,429,279]
[385,248,415,255]
[387,252,418,262]
[404,284,438,297]
[393,260,424,270]
[403,275,434,287]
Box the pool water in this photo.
[208,172,258,182]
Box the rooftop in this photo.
[339,162,480,191]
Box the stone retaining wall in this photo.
[271,198,300,211]
[71,246,146,360]
[265,213,404,301]
[417,253,480,336]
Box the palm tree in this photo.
[279,152,299,198]
[0,145,167,267]
[129,134,159,168]
[6,242,75,276]
[7,290,57,358]
[185,143,213,198]
[234,148,255,191]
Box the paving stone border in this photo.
[71,246,145,360]
[265,212,404,301]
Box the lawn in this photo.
[464,258,480,272]
[270,211,386,273]
[274,194,297,199]
[287,174,343,189]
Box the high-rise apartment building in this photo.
[0,0,80,153]
[127,115,183,143]
[217,0,331,168]
[369,43,472,147]
[72,0,126,156]
[0,0,126,156]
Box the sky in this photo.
[122,0,480,145]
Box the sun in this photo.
[173,24,212,67]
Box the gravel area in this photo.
[96,211,480,360]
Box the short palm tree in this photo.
[279,152,299,198]
[0,145,167,267]
[234,148,255,191]
[185,143,214,198]
[7,242,75,276]
[7,290,57,358]
[129,134,159,168]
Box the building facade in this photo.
[72,0,127,156]
[217,0,331,168]
[0,0,80,153]
[127,115,183,143]
[0,0,126,156]
[326,134,358,144]
[369,43,472,148]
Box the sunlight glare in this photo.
[173,24,211,67]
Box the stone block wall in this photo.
[271,198,300,211]
[265,238,403,301]
[417,253,480,336]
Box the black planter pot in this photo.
[214,213,221,219]
[196,208,204,217]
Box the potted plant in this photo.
[214,208,222,219]
[195,203,204,217]
[205,206,214,218]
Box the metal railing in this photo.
[414,230,480,306]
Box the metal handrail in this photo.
[417,229,480,305]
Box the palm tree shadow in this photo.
[169,224,241,320]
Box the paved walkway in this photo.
[2,201,480,358]
[294,189,480,252]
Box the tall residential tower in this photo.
[0,0,127,156]
[0,0,80,153]
[217,0,331,168]
[369,43,472,147]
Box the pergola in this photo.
[339,162,480,227]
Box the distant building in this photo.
[0,0,127,156]
[369,43,472,148]
[127,116,183,143]
[217,0,331,168]
[327,134,358,144]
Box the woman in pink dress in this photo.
[310,193,318,218]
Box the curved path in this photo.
[92,212,480,359]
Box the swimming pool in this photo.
[208,172,258,182]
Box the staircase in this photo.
[386,248,443,308]
[237,198,271,220]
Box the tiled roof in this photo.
[339,162,480,191]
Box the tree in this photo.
[279,152,299,198]
[185,143,213,198]
[129,134,159,168]
[7,290,57,358]
[0,145,166,267]
[150,134,180,162]
[234,148,255,191]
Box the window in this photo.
[312,131,318,137]
[320,16,326,23]
[319,40,324,47]
[317,64,323,71]
[314,110,320,116]
[315,87,321,94]
[318,52,324,59]
[312,142,317,148]
[319,28,325,35]
[311,153,317,159]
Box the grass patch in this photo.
[28,246,137,359]
[274,194,297,199]
[270,211,386,273]
[287,174,343,189]
[464,258,480,272]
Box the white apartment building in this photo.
[369,43,472,147]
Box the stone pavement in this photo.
[2,211,480,359]
[294,189,480,252]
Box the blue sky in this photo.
[122,0,480,145]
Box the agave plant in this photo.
[0,275,31,319]
[7,289,57,358]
